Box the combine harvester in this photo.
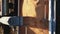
[0,0,56,34]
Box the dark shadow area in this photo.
[3,25,11,34]
[2,0,18,16]
[8,0,18,16]
[14,0,18,16]
[0,23,11,34]
[56,0,60,34]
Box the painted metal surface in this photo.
[49,0,56,34]
[0,16,23,26]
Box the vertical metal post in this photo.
[51,0,54,34]
[2,0,8,16]
[18,0,23,34]
[16,0,19,34]
[2,0,6,15]
[53,0,56,34]
[49,0,56,34]
[49,0,53,34]
[49,0,51,34]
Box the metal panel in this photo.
[49,0,56,34]
[0,16,23,26]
